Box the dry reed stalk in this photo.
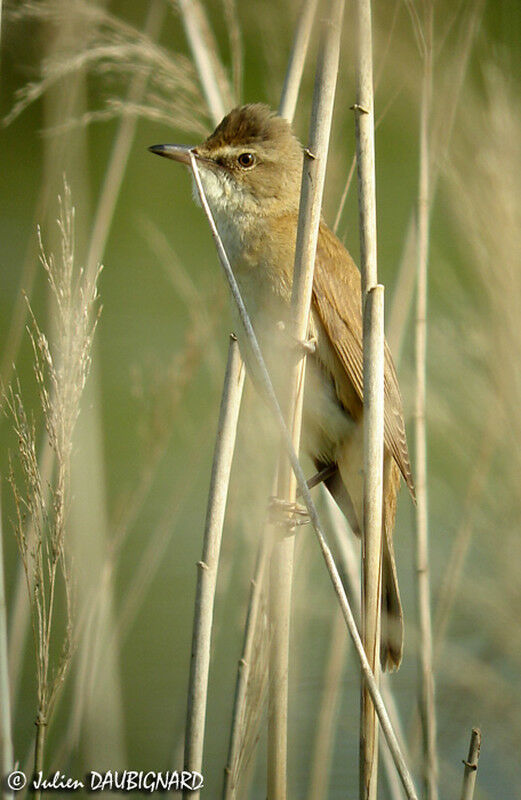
[278,0,320,122]
[414,5,438,799]
[333,0,402,239]
[183,336,245,797]
[223,530,270,799]
[353,0,385,796]
[322,489,407,800]
[268,2,345,796]
[360,286,385,800]
[189,140,419,800]
[0,492,14,799]
[460,728,481,800]
[176,0,232,123]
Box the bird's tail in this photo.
[327,444,404,671]
[380,458,403,671]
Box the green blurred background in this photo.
[1,0,521,797]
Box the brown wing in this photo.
[312,223,415,499]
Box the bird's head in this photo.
[149,104,303,217]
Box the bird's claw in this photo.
[268,496,310,533]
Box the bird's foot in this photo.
[268,496,310,533]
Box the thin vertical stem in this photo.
[223,534,270,799]
[353,0,384,797]
[177,0,229,125]
[0,492,14,800]
[354,0,378,297]
[323,489,407,800]
[268,2,345,797]
[359,286,385,800]
[183,336,245,798]
[459,728,481,800]
[32,720,46,800]
[176,6,243,789]
[414,5,438,799]
[278,0,320,122]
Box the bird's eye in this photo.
[237,152,255,168]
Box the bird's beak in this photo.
[148,144,194,165]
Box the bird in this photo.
[149,103,415,671]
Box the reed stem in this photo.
[353,0,385,796]
[414,5,438,798]
[459,728,481,800]
[223,534,270,799]
[278,0,320,122]
[183,336,245,797]
[0,492,14,800]
[268,2,345,796]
